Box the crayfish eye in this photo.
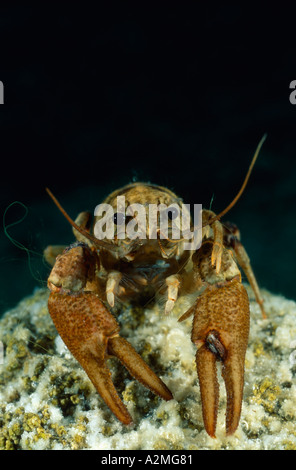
[166,207,179,220]
[113,212,125,225]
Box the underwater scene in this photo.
[0,6,296,451]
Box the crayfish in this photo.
[44,136,266,437]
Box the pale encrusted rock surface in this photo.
[0,286,296,450]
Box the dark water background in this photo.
[0,5,296,316]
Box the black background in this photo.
[0,4,296,315]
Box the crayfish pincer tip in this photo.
[108,335,173,402]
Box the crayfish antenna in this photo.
[45,187,119,252]
[203,133,267,227]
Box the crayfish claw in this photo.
[191,278,250,437]
[48,291,133,424]
[48,291,172,425]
